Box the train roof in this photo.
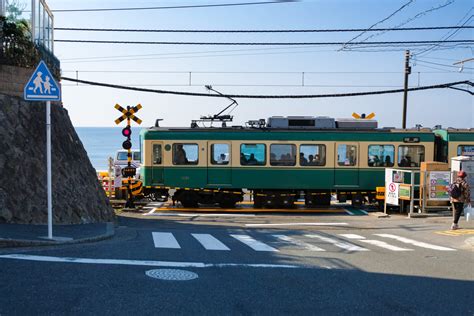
[140,126,440,142]
[141,116,472,142]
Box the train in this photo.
[139,116,474,208]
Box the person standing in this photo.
[450,170,471,230]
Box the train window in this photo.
[300,144,326,166]
[211,144,230,165]
[457,145,474,156]
[337,144,357,166]
[368,145,394,167]
[398,145,424,167]
[172,143,199,165]
[133,151,141,162]
[270,144,296,166]
[240,144,266,166]
[152,144,162,165]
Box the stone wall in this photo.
[0,64,37,98]
[0,91,115,224]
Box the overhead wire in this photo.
[413,8,474,57]
[60,77,473,99]
[50,1,296,12]
[55,39,474,46]
[351,0,457,48]
[339,0,414,50]
[54,26,474,33]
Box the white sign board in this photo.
[114,165,122,188]
[385,169,399,206]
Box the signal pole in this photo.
[402,50,411,129]
[114,103,142,209]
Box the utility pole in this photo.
[402,50,411,129]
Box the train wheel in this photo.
[219,201,236,208]
[351,194,364,208]
[177,191,199,208]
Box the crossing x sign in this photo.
[115,103,142,125]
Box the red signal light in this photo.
[122,126,132,137]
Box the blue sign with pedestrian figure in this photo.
[24,60,61,101]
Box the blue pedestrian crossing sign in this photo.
[24,60,61,101]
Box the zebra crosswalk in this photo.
[150,231,456,253]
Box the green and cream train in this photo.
[139,116,474,208]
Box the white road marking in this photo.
[144,213,255,217]
[191,234,230,251]
[145,208,157,215]
[344,209,354,215]
[231,234,279,252]
[273,235,325,251]
[245,222,348,227]
[305,234,369,252]
[374,234,456,251]
[152,232,181,249]
[359,240,413,251]
[0,254,298,269]
[338,234,366,239]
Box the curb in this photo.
[0,223,115,248]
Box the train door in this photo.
[207,142,232,186]
[334,142,359,187]
[151,142,164,185]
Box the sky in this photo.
[16,0,474,128]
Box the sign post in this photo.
[24,60,61,240]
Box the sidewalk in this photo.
[0,222,115,248]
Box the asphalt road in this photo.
[0,212,473,315]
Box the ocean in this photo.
[75,127,142,171]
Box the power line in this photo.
[54,26,474,33]
[61,70,462,74]
[340,0,414,50]
[416,59,474,69]
[413,9,474,57]
[60,77,473,99]
[55,39,474,46]
[51,1,296,12]
[348,0,457,50]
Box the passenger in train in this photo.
[247,153,258,165]
[314,154,321,165]
[384,155,393,167]
[174,144,188,164]
[373,155,381,166]
[300,153,308,165]
[217,153,227,164]
[400,155,412,167]
[308,154,314,165]
[240,153,248,164]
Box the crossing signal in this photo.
[114,103,142,209]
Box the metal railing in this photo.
[0,16,60,78]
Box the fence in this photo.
[0,16,60,78]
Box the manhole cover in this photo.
[145,269,198,281]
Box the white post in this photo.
[409,171,415,218]
[46,101,53,239]
[0,0,6,17]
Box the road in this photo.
[0,209,473,315]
